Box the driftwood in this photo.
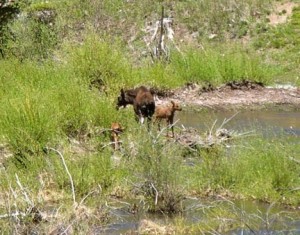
[46,147,76,207]
[143,5,181,62]
[175,115,254,150]
[176,127,237,150]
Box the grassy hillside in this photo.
[0,1,299,233]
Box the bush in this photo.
[0,59,121,158]
[123,127,185,213]
[1,10,58,60]
[190,136,300,205]
[65,34,134,91]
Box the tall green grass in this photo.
[64,34,135,90]
[168,44,276,86]
[0,34,281,158]
[121,127,185,213]
[253,6,300,84]
[187,135,300,205]
[0,59,121,157]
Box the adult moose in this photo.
[116,86,155,125]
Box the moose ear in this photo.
[149,88,155,95]
[120,88,125,98]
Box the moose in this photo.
[116,86,155,124]
[154,100,182,137]
[110,122,123,151]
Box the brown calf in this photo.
[154,100,182,137]
[110,122,123,151]
[116,86,155,124]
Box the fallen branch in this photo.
[151,183,159,206]
[46,147,76,207]
[77,190,96,209]
[151,119,180,144]
[15,174,33,207]
[176,113,253,150]
[288,157,300,165]
[218,112,240,130]
[0,211,26,220]
[101,141,123,150]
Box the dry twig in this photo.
[46,147,76,207]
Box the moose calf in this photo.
[154,100,182,137]
[110,122,123,151]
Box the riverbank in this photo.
[157,82,300,109]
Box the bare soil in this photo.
[268,1,297,26]
[157,81,300,109]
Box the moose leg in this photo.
[139,114,145,124]
[169,116,175,138]
[111,132,118,150]
[165,119,170,137]
[133,105,141,123]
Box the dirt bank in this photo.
[156,82,300,109]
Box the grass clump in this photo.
[1,12,58,60]
[0,138,123,233]
[169,44,276,86]
[65,33,135,91]
[122,127,185,214]
[0,59,121,157]
[188,135,300,205]
[253,6,300,84]
[0,0,299,233]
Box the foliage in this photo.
[64,34,134,90]
[169,44,275,85]
[122,126,185,213]
[0,59,120,156]
[253,6,300,84]
[188,135,300,205]
[0,0,299,233]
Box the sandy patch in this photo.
[268,1,298,25]
[157,82,300,109]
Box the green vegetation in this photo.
[253,5,300,84]
[187,135,300,203]
[0,0,299,233]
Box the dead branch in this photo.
[157,5,164,59]
[46,147,76,207]
[143,5,180,61]
[288,157,300,165]
[15,174,34,207]
[101,141,123,150]
[151,183,159,206]
[0,211,26,220]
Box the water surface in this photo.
[176,109,300,137]
[99,108,300,234]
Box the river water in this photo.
[176,108,300,137]
[97,198,300,234]
[98,108,300,234]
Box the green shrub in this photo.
[190,136,300,205]
[0,59,121,157]
[123,127,185,213]
[65,34,134,91]
[2,13,58,60]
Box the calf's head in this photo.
[171,100,182,111]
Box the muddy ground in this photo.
[156,81,300,109]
